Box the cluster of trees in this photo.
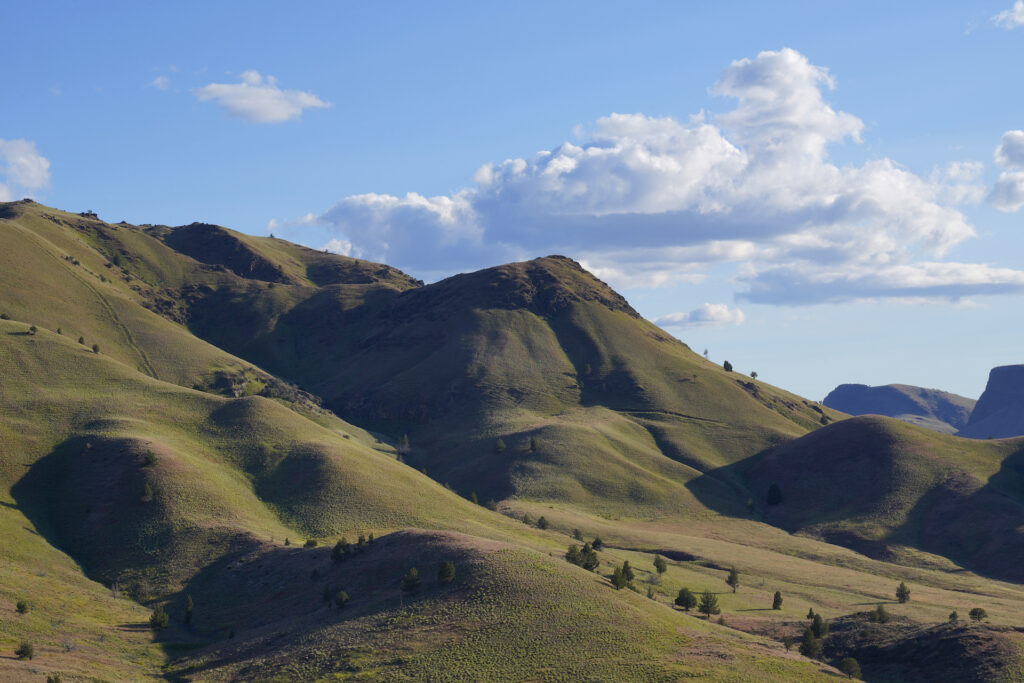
[400,561,458,594]
[565,543,599,571]
[799,609,829,659]
[331,533,374,563]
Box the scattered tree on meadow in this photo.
[654,555,667,574]
[335,590,349,607]
[773,591,783,610]
[56,327,62,335]
[368,532,375,544]
[949,610,959,623]
[149,605,169,630]
[15,641,33,660]
[699,590,721,619]
[29,325,36,334]
[332,539,349,563]
[401,567,421,593]
[592,536,604,550]
[15,599,28,615]
[726,566,739,593]
[92,343,100,354]
[284,537,290,546]
[723,360,733,372]
[521,513,532,526]
[470,491,479,505]
[357,534,367,548]
[529,436,538,452]
[896,581,910,604]
[438,561,456,585]
[838,656,861,679]
[969,607,988,622]
[611,566,629,590]
[766,483,783,506]
[622,560,635,582]
[807,607,815,620]
[799,626,820,659]
[579,543,599,571]
[782,635,793,651]
[495,438,506,453]
[304,539,318,548]
[572,528,584,541]
[811,613,829,638]
[675,588,697,611]
[184,594,193,625]
[703,348,709,360]
[486,500,498,511]
[536,516,550,530]
[396,434,410,454]
[751,371,758,379]
[870,603,891,624]
[78,336,85,344]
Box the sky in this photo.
[2,1,1023,401]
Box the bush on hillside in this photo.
[16,599,28,614]
[335,590,349,608]
[838,657,861,679]
[811,613,829,638]
[149,605,169,630]
[29,325,37,334]
[773,591,783,610]
[675,587,697,610]
[723,360,733,372]
[611,566,629,590]
[92,343,100,354]
[438,560,456,585]
[869,604,891,624]
[15,641,33,660]
[536,516,550,530]
[654,555,667,574]
[401,567,421,593]
[304,539,318,548]
[949,610,959,622]
[970,607,988,622]
[896,581,910,603]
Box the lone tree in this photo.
[15,599,28,615]
[15,641,33,660]
[335,590,349,608]
[332,538,351,563]
[838,656,861,679]
[536,516,550,530]
[622,560,635,582]
[592,536,604,550]
[896,581,911,604]
[799,626,820,659]
[699,590,721,619]
[494,438,506,453]
[723,360,733,372]
[654,555,668,574]
[401,567,421,593]
[529,436,538,452]
[675,588,697,611]
[766,483,783,506]
[611,566,629,590]
[949,610,959,623]
[78,336,85,344]
[751,371,758,379]
[149,605,169,630]
[782,635,794,651]
[807,607,816,620]
[92,343,100,354]
[772,591,783,610]
[29,325,37,335]
[811,612,829,638]
[184,594,194,626]
[726,566,739,593]
[969,607,988,622]
[438,560,456,585]
[572,528,584,541]
[870,603,891,624]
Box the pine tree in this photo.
[622,560,635,582]
[438,560,456,585]
[184,594,194,625]
[726,566,739,593]
[401,567,421,593]
[149,605,169,630]
[495,438,506,453]
[592,536,604,550]
[807,607,815,620]
[470,491,479,505]
[723,360,733,372]
[654,555,667,574]
[799,626,820,659]
[332,539,349,563]
[92,343,100,354]
[15,600,28,615]
[580,543,599,571]
[772,591,783,610]
[896,581,910,603]
[572,528,584,541]
[29,325,36,335]
[675,588,697,610]
[357,534,367,548]
[699,590,720,619]
[15,641,33,660]
[811,613,828,638]
[335,590,349,607]
[78,336,85,344]
[529,436,537,451]
[536,516,550,530]
[565,544,583,566]
[870,603,891,624]
[611,566,628,590]
[783,635,793,651]
[949,610,959,623]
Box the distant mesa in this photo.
[823,383,975,435]
[958,365,1024,440]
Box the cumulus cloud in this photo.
[323,238,355,256]
[150,76,170,91]
[656,304,746,328]
[989,172,1024,213]
[993,1,1024,28]
[995,130,1024,168]
[306,48,1013,304]
[193,71,330,123]
[0,139,51,202]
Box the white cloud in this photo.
[989,172,1024,213]
[993,0,1024,28]
[193,71,330,123]
[656,303,746,328]
[150,76,170,91]
[995,130,1024,168]
[305,48,1012,304]
[0,139,51,201]
[323,238,355,256]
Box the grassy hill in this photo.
[823,383,976,434]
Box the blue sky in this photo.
[2,1,1023,400]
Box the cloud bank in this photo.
[656,304,746,328]
[310,48,1018,305]
[991,130,1024,213]
[193,71,330,123]
[0,139,51,202]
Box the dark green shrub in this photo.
[811,613,828,638]
[773,591,783,610]
[304,539,318,548]
[438,560,455,585]
[15,599,28,614]
[495,438,506,453]
[782,635,793,651]
[29,325,37,334]
[611,566,628,590]
[572,528,584,541]
[536,516,550,530]
[949,610,959,622]
[896,581,910,603]
[699,590,720,619]
[838,657,861,679]
[401,567,421,593]
[15,641,33,660]
[799,627,820,658]
[654,555,667,574]
[869,603,890,623]
[149,605,169,630]
[675,588,697,610]
[726,566,739,592]
[78,336,85,344]
[335,590,349,607]
[723,360,733,372]
[970,607,988,622]
[92,343,100,354]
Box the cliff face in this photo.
[959,365,1024,439]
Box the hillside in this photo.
[959,365,1024,439]
[747,415,1024,582]
[823,383,975,434]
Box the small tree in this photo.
[29,325,37,335]
[56,327,62,335]
[304,539,318,548]
[15,641,33,660]
[529,436,538,452]
[470,491,479,505]
[807,607,815,620]
[766,483,783,506]
[580,543,599,571]
[332,538,350,563]
[92,343,100,354]
[799,626,820,659]
[335,590,349,608]
[284,537,291,546]
[0,313,8,320]
[675,588,697,611]
[15,599,28,615]
[565,544,583,566]
[751,371,758,379]
[357,534,367,548]
[811,612,828,638]
[438,560,455,585]
[78,336,85,344]
[949,610,959,623]
[772,591,783,610]
[870,603,891,624]
[141,482,154,502]
[782,635,794,651]
[611,566,628,590]
[622,560,635,582]
[592,536,604,550]
[838,656,861,679]
[654,555,668,574]
[149,605,169,630]
[699,590,720,619]
[401,567,421,593]
[536,516,550,530]
[969,607,988,622]
[726,566,739,593]
[896,581,910,604]
[572,528,584,541]
[521,513,532,526]
[396,434,410,454]
[495,438,506,453]
[184,594,194,625]
[647,586,655,599]
[368,532,375,544]
[723,360,733,372]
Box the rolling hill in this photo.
[822,383,975,434]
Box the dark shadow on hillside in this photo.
[683,457,760,520]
